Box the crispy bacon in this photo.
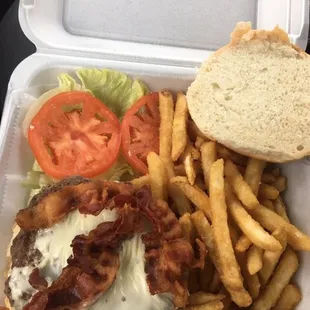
[28,268,48,291]
[16,178,134,231]
[21,183,207,310]
[144,239,206,308]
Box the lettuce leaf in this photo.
[76,68,149,118]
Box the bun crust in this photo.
[187,22,310,162]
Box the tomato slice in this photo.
[121,92,160,174]
[28,91,121,179]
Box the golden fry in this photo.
[235,234,252,252]
[273,175,287,193]
[236,252,261,300]
[199,257,214,292]
[250,205,310,251]
[252,247,299,310]
[195,136,206,149]
[258,184,280,200]
[191,210,252,307]
[247,244,263,275]
[185,301,224,310]
[130,175,150,189]
[147,152,167,201]
[210,159,244,291]
[244,158,266,196]
[200,141,217,190]
[260,199,275,211]
[273,284,301,310]
[189,291,225,305]
[225,183,281,251]
[224,160,259,210]
[179,213,196,245]
[262,173,276,184]
[168,183,192,216]
[174,162,202,177]
[171,177,211,220]
[209,271,221,293]
[274,197,290,223]
[159,90,174,160]
[182,144,196,185]
[259,229,287,286]
[171,92,188,162]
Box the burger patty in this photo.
[5,176,91,308]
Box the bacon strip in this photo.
[21,184,207,310]
[16,178,133,231]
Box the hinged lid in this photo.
[19,0,309,67]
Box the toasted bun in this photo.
[187,22,310,162]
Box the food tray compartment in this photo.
[0,63,310,309]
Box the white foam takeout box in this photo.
[0,0,309,308]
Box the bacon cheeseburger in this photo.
[4,177,205,310]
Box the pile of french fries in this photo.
[131,90,309,310]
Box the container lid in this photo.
[19,0,309,67]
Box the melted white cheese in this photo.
[9,210,173,310]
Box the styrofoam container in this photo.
[0,0,309,308]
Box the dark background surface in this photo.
[0,1,309,121]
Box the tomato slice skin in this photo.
[121,92,160,174]
[28,91,121,179]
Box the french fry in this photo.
[195,136,206,149]
[187,119,206,140]
[224,160,259,210]
[191,210,252,307]
[236,252,261,300]
[182,144,196,185]
[260,199,275,211]
[209,159,245,291]
[274,197,290,223]
[174,162,202,177]
[273,176,287,192]
[244,158,266,196]
[225,183,281,251]
[147,152,167,200]
[200,141,217,191]
[251,247,299,310]
[189,291,225,305]
[199,257,214,292]
[235,234,252,252]
[262,173,277,184]
[209,271,221,293]
[168,183,192,216]
[179,213,196,245]
[171,92,188,162]
[184,301,224,310]
[191,211,218,266]
[259,229,287,286]
[228,220,240,247]
[159,90,175,179]
[247,244,263,275]
[190,145,201,160]
[195,175,205,191]
[171,177,211,220]
[258,184,280,200]
[130,175,150,189]
[159,90,174,159]
[217,145,247,166]
[250,205,310,251]
[273,284,301,310]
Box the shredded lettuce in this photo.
[76,68,149,118]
